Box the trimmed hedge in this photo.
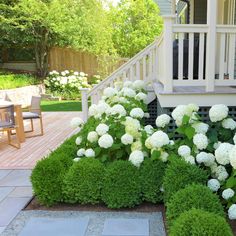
[139,159,166,203]
[101,160,141,208]
[169,209,233,236]
[63,158,104,204]
[163,159,208,203]
[166,184,225,227]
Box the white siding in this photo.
[154,0,172,15]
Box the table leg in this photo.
[14,105,25,143]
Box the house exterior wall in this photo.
[154,0,172,15]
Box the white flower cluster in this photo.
[209,104,228,122]
[207,179,221,192]
[155,114,171,128]
[129,150,144,167]
[178,145,195,165]
[193,133,208,150]
[70,117,84,128]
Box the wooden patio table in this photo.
[0,100,25,143]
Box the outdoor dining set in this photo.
[0,96,43,149]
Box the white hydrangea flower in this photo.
[155,114,171,128]
[98,134,114,149]
[228,204,236,220]
[229,146,236,169]
[122,87,136,97]
[73,157,81,162]
[222,118,236,130]
[196,152,215,167]
[222,188,235,200]
[178,145,191,158]
[183,155,195,165]
[123,81,133,88]
[70,117,84,128]
[77,148,85,157]
[89,104,98,117]
[171,105,188,126]
[96,124,109,136]
[75,137,82,145]
[145,137,152,149]
[133,80,146,91]
[204,153,215,167]
[85,148,95,157]
[130,108,144,119]
[234,134,236,145]
[129,150,144,167]
[144,125,154,135]
[207,179,220,192]
[87,131,98,143]
[121,133,134,145]
[124,117,141,138]
[209,104,229,122]
[149,131,169,148]
[97,101,110,114]
[215,165,229,181]
[103,87,117,97]
[192,122,209,134]
[213,141,222,150]
[160,152,169,162]
[215,143,234,165]
[109,104,127,117]
[193,133,208,150]
[169,140,175,146]
[135,92,147,102]
[131,140,142,151]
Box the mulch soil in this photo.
[25,197,236,235]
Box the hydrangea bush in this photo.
[44,70,92,99]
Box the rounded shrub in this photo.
[166,184,225,227]
[169,209,233,236]
[31,154,72,206]
[101,160,141,208]
[63,158,105,204]
[139,159,166,203]
[163,159,208,203]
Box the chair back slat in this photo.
[30,96,41,114]
[0,105,15,128]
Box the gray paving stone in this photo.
[0,226,5,234]
[18,217,89,236]
[9,187,33,198]
[102,219,149,236]
[0,197,31,227]
[0,170,31,187]
[0,187,14,202]
[0,170,12,181]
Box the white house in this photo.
[81,0,236,123]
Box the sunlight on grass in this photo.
[41,100,82,111]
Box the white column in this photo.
[80,88,90,121]
[163,15,175,93]
[205,0,217,92]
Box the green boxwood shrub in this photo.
[166,184,225,227]
[63,158,105,204]
[101,160,141,208]
[139,159,166,203]
[163,159,208,203]
[31,153,72,206]
[169,209,233,236]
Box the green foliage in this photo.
[63,158,105,204]
[109,0,163,57]
[139,159,166,203]
[169,209,233,236]
[31,154,72,206]
[0,72,38,89]
[101,160,141,208]
[41,100,82,112]
[166,184,225,227]
[163,159,208,203]
[31,135,76,206]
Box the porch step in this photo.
[153,82,236,107]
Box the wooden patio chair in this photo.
[0,105,21,149]
[22,96,44,137]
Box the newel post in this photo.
[206,0,217,92]
[80,88,89,121]
[162,15,175,93]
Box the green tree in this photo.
[0,0,114,77]
[109,0,163,58]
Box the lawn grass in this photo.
[41,100,82,111]
[0,71,39,89]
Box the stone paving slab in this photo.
[0,197,31,227]
[102,218,149,236]
[0,170,12,181]
[0,187,14,202]
[0,170,31,187]
[18,217,90,236]
[2,211,166,236]
[8,187,33,198]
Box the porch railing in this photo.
[81,36,162,120]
